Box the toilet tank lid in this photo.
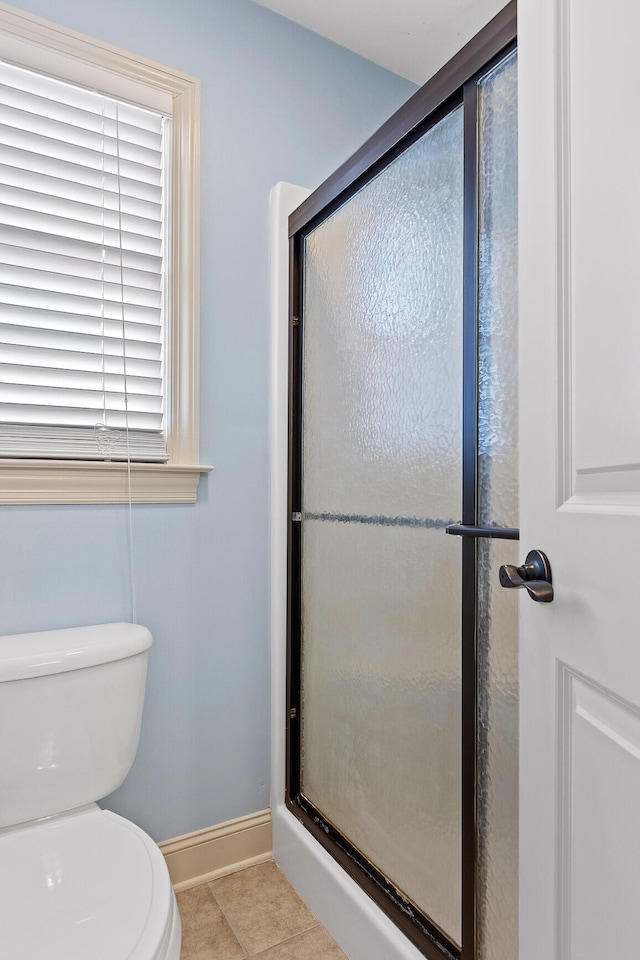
[0,622,152,682]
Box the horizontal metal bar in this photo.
[305,512,453,530]
[445,522,519,540]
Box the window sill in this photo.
[0,459,213,505]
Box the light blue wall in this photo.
[0,0,417,840]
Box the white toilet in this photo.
[0,622,181,959]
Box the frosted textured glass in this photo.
[302,522,462,933]
[477,537,519,960]
[478,49,518,531]
[301,107,463,944]
[476,51,519,960]
[302,107,464,525]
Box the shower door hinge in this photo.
[289,707,298,719]
[292,512,302,522]
[292,316,299,326]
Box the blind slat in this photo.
[0,303,162,337]
[0,321,162,360]
[0,362,162,397]
[0,403,163,430]
[0,203,162,256]
[0,264,162,307]
[0,143,162,202]
[0,382,163,415]
[0,80,163,150]
[0,62,164,133]
[0,284,162,327]
[0,103,163,168]
[0,184,162,233]
[0,162,162,220]
[0,123,162,185]
[0,242,162,291]
[1,341,161,378]
[0,224,162,273]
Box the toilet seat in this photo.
[0,805,180,960]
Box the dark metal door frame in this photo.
[286,6,518,958]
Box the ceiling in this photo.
[250,0,508,86]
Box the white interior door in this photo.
[518,2,640,957]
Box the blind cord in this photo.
[115,102,137,625]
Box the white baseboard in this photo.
[158,809,272,892]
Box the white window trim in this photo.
[0,1,211,504]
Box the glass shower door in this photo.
[287,17,518,959]
[300,105,464,946]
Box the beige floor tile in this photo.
[177,884,246,960]
[252,926,348,960]
[210,861,318,956]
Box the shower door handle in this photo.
[499,549,554,603]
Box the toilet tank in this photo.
[0,622,152,829]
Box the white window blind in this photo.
[0,60,168,462]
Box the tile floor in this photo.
[177,860,348,960]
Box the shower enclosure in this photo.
[286,7,518,958]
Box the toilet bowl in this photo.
[0,623,181,959]
[0,806,180,959]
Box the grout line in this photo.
[203,862,325,959]
[249,922,322,959]
[175,883,248,960]
[244,921,322,959]
[187,883,248,960]
[206,880,251,958]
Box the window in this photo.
[0,4,209,503]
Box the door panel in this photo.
[300,105,464,945]
[301,106,464,523]
[567,1,640,503]
[560,669,640,958]
[519,1,640,957]
[302,520,462,936]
